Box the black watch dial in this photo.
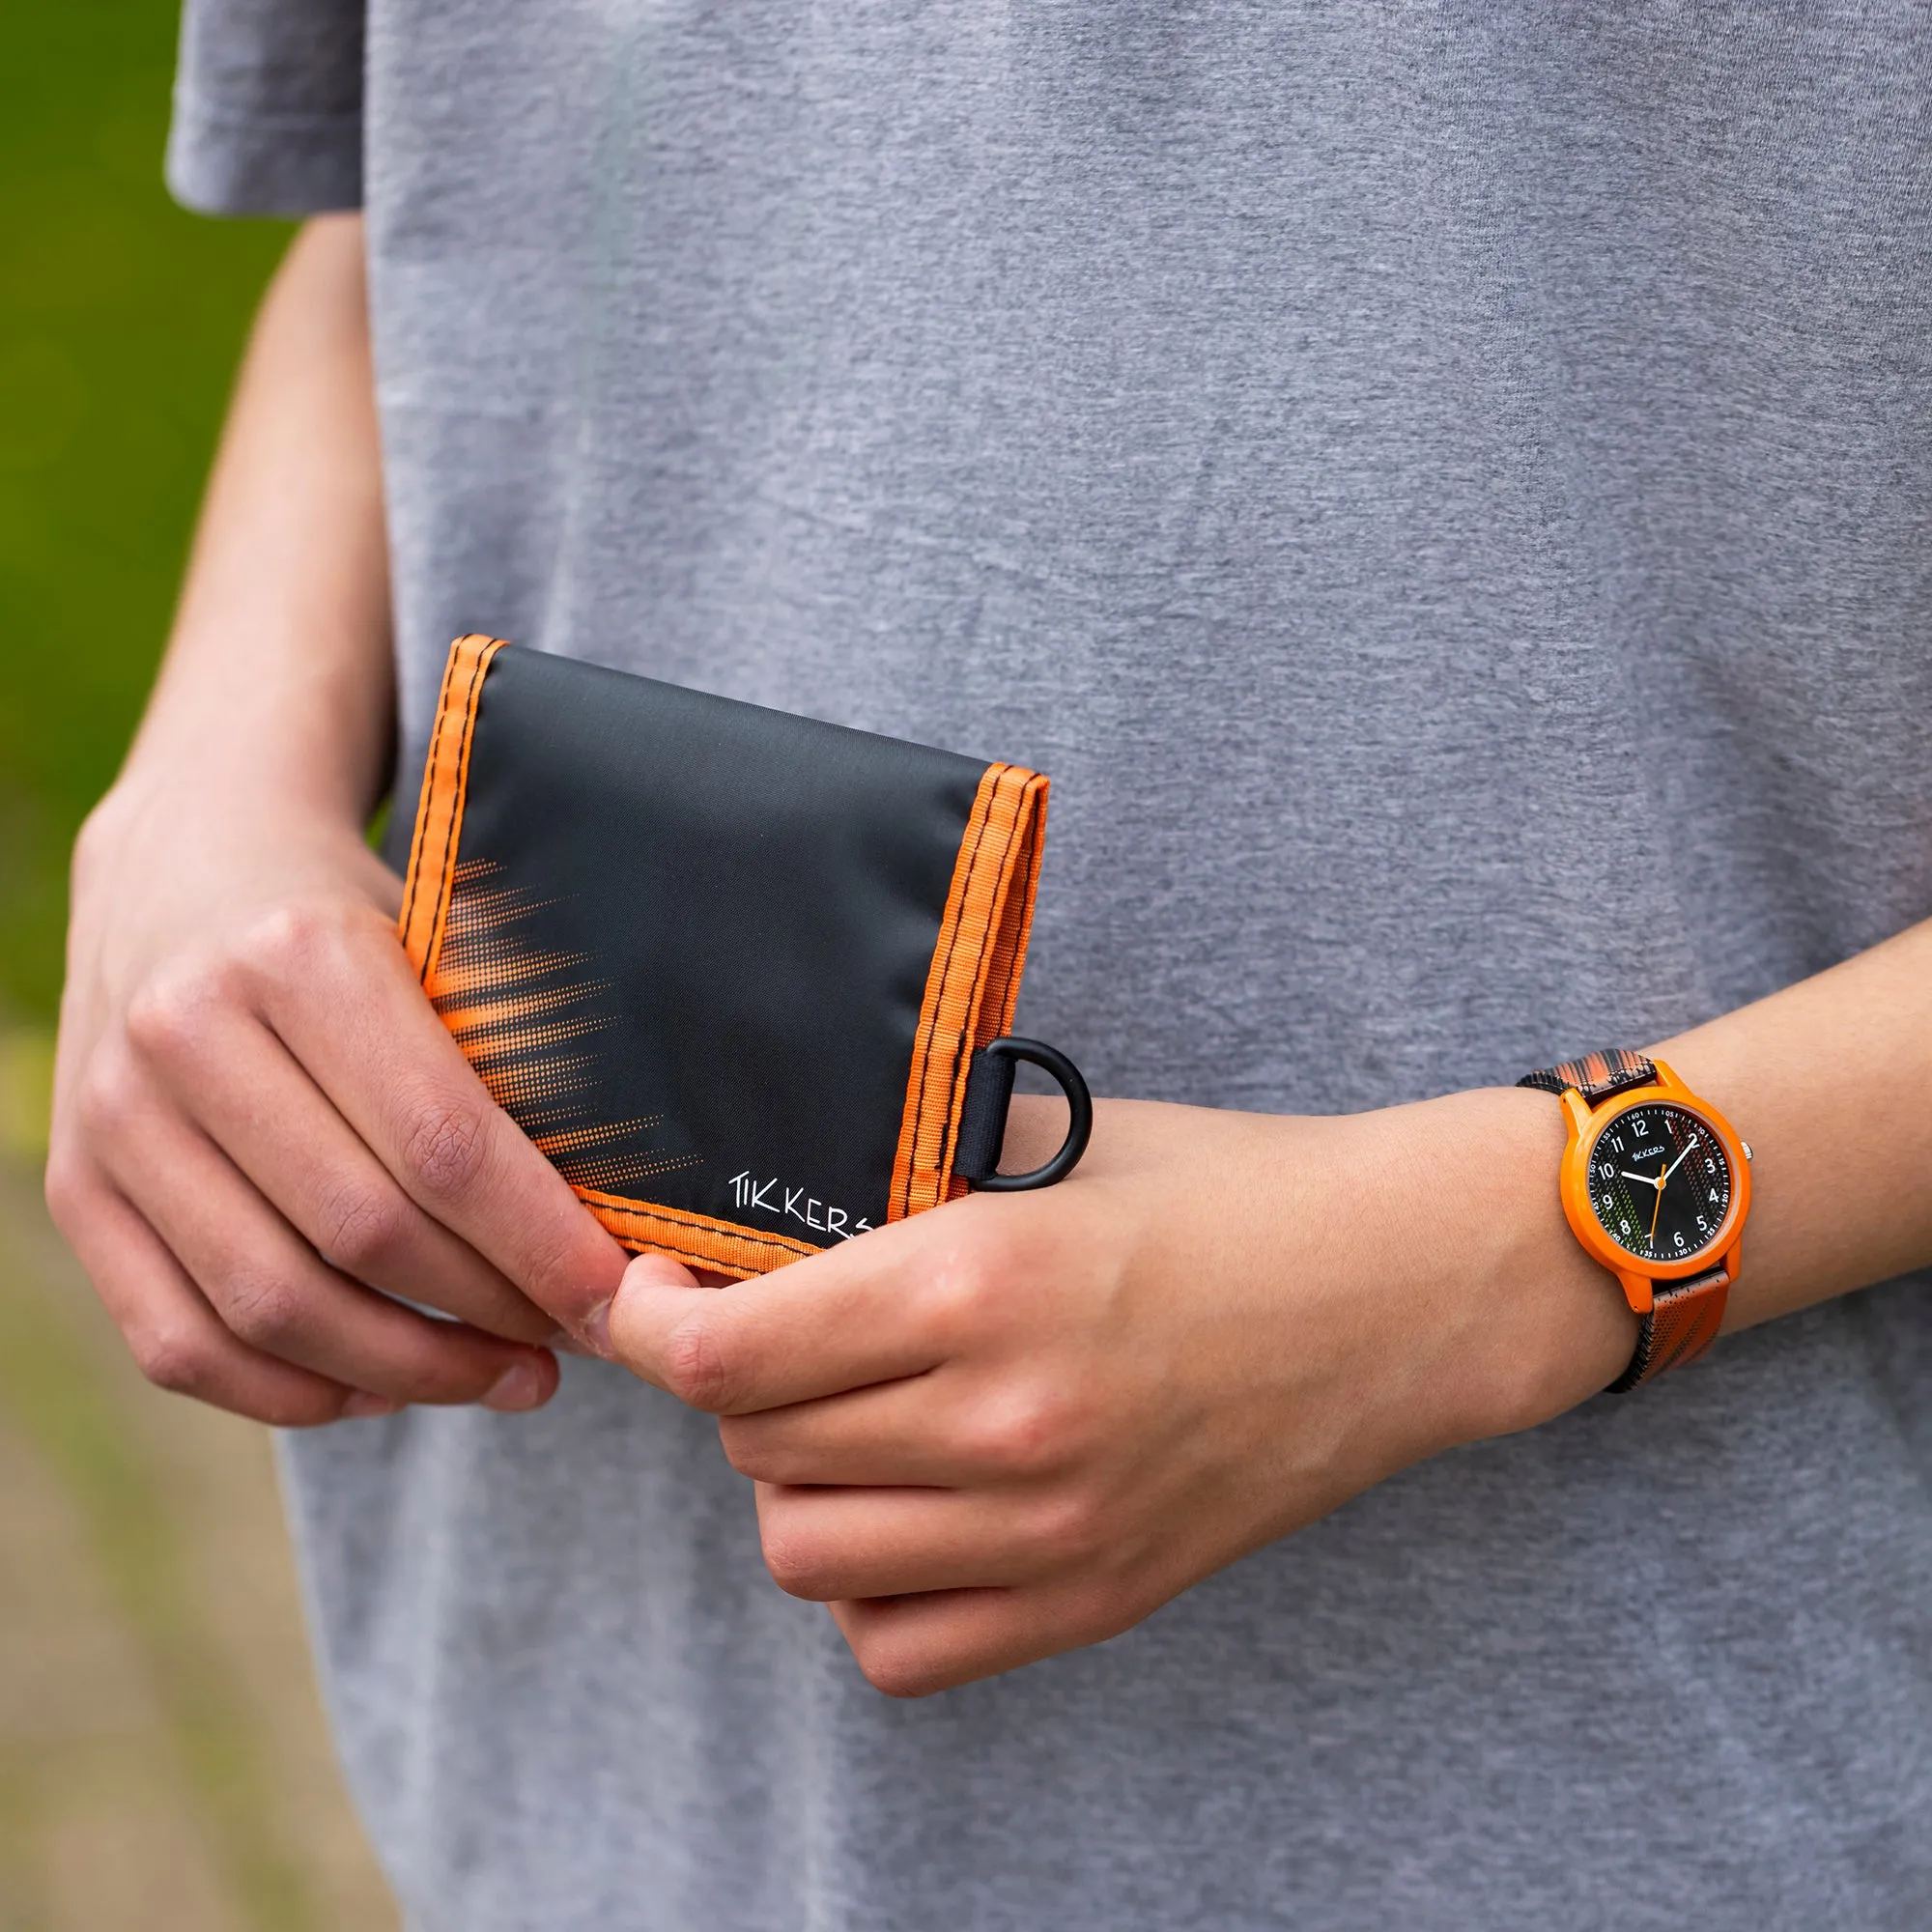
[1584,1101,1733,1264]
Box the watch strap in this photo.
[1516,1047,1658,1105]
[1607,1264,1729,1393]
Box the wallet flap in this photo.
[399,637,1049,1276]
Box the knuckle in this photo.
[662,1311,735,1411]
[759,1522,836,1601]
[923,1262,990,1347]
[127,1320,212,1397]
[923,1233,1023,1343]
[397,1094,492,1201]
[42,1145,88,1231]
[718,1416,805,1485]
[218,1266,307,1350]
[853,1636,947,1700]
[960,1384,1086,1478]
[312,1178,410,1280]
[511,1221,590,1309]
[68,801,117,893]
[124,958,239,1063]
[1024,1488,1107,1565]
[257,1391,350,1429]
[73,1047,142,1145]
[715,1417,769,1480]
[236,900,337,979]
[1057,1577,1147,1653]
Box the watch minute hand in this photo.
[1661,1133,1702,1184]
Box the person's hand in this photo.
[606,1089,1635,1695]
[45,780,629,1426]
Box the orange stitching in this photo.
[406,637,482,975]
[988,773,1048,1036]
[398,641,465,952]
[399,636,508,980]
[888,764,1049,1221]
[576,1187,824,1277]
[944,769,1048,1201]
[936,775,1025,1190]
[891,767,1002,1219]
[573,1186,819,1258]
[419,638,507,989]
[600,1230,761,1281]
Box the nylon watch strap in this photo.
[1605,1266,1728,1392]
[1517,1048,1729,1394]
[1516,1047,1658,1104]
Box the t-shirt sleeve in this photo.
[164,0,365,215]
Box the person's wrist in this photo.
[1377,1085,1636,1446]
[70,765,401,977]
[1461,1085,1636,1433]
[96,740,371,837]
[79,758,383,885]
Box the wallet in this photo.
[396,636,1092,1278]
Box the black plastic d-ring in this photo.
[966,1037,1094,1191]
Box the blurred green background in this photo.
[1,0,288,1031]
[1,5,397,1926]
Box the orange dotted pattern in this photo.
[427,858,701,1198]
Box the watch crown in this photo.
[1741,1140,1753,1162]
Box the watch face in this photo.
[1584,1101,1733,1265]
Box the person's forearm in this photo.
[110,213,390,833]
[1650,917,1932,1327]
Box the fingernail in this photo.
[548,1325,597,1359]
[482,1360,547,1412]
[577,1298,614,1361]
[341,1393,400,1420]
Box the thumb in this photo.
[583,1251,705,1360]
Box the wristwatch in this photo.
[1518,1048,1752,1393]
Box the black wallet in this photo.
[397,637,1091,1277]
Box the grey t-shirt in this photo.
[169,5,1931,1927]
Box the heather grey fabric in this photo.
[168,5,1932,1927]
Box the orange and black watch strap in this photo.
[1605,1264,1729,1393]
[1518,1048,1725,1395]
[1517,1047,1657,1106]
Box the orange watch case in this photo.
[1555,1058,1750,1317]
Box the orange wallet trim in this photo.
[571,1188,822,1282]
[400,632,506,987]
[887,762,1049,1221]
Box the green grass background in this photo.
[1,27,395,1929]
[2,0,290,1030]
[0,16,384,1927]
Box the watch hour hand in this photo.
[1620,1169,1662,1188]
